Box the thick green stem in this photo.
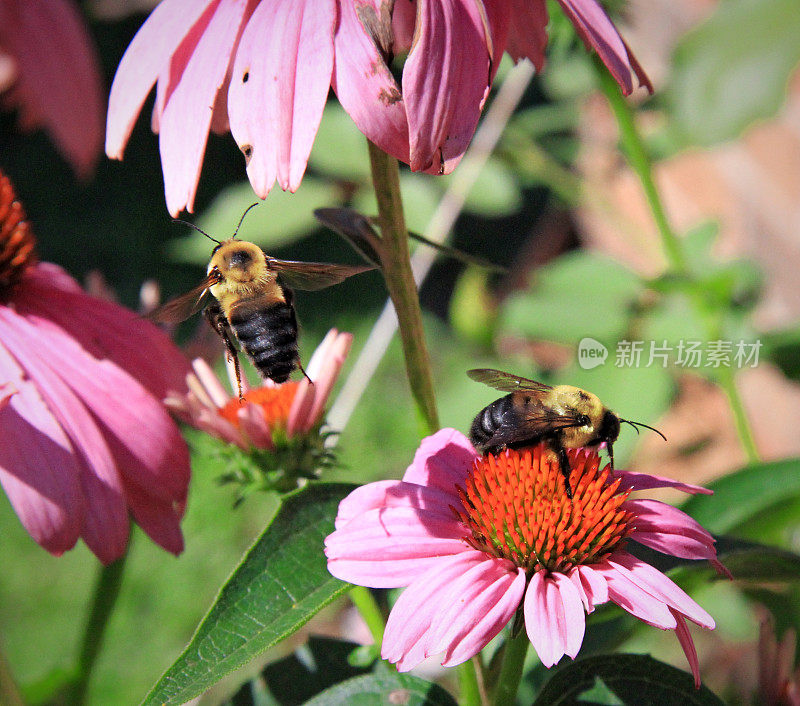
[367,141,439,433]
[493,630,529,706]
[67,547,129,705]
[458,658,483,706]
[592,57,689,277]
[349,586,385,646]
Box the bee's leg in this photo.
[205,305,244,400]
[554,443,574,499]
[607,442,615,470]
[296,359,313,385]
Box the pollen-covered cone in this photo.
[106,0,649,216]
[326,429,718,686]
[165,329,352,493]
[0,175,191,563]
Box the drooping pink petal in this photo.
[0,0,104,177]
[435,561,526,667]
[607,553,715,629]
[671,608,701,689]
[105,0,214,159]
[19,264,191,400]
[391,0,417,54]
[229,0,336,197]
[0,305,189,503]
[524,571,586,667]
[158,0,249,215]
[505,0,547,70]
[402,0,497,174]
[122,477,185,555]
[594,563,677,629]
[334,480,461,530]
[325,506,470,587]
[569,564,609,613]
[382,551,486,670]
[402,428,477,497]
[0,318,128,563]
[237,403,273,448]
[0,341,84,555]
[626,498,717,560]
[614,469,712,495]
[555,0,651,95]
[332,0,410,164]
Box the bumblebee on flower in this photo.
[326,428,721,687]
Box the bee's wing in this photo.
[467,368,552,394]
[484,406,586,448]
[267,259,375,291]
[147,273,218,324]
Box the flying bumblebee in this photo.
[152,205,373,397]
[467,368,665,498]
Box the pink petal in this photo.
[402,0,497,174]
[505,0,548,70]
[123,477,185,555]
[334,480,461,530]
[555,0,651,95]
[524,571,586,667]
[158,0,248,215]
[631,531,717,562]
[382,550,486,670]
[105,0,214,159]
[229,0,335,196]
[0,340,84,555]
[18,264,191,400]
[391,0,417,53]
[626,498,717,560]
[301,331,351,433]
[332,0,410,164]
[325,506,470,587]
[0,320,128,563]
[569,565,608,613]
[614,469,712,495]
[594,562,676,629]
[434,561,526,667]
[671,608,701,689]
[607,553,714,629]
[402,428,477,498]
[0,306,189,504]
[237,403,274,448]
[0,0,104,177]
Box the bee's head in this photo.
[598,409,621,444]
[208,240,267,282]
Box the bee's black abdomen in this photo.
[229,301,299,383]
[469,395,516,451]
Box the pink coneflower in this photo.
[0,171,191,563]
[0,0,104,178]
[326,428,718,686]
[165,329,351,491]
[106,0,649,216]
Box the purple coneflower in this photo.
[0,171,191,563]
[106,0,650,215]
[326,428,718,686]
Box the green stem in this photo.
[458,658,483,706]
[717,365,760,464]
[493,630,529,706]
[67,547,130,705]
[367,141,440,434]
[349,586,385,646]
[592,57,689,277]
[0,644,26,706]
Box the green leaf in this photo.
[668,0,800,146]
[679,458,800,535]
[222,637,374,706]
[141,483,356,706]
[762,327,800,382]
[168,179,340,264]
[534,654,725,706]
[303,672,459,706]
[499,251,642,345]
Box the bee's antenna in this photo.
[621,419,667,442]
[173,219,221,245]
[233,202,261,240]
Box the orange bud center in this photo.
[0,172,37,299]
[456,446,634,573]
[218,382,300,429]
